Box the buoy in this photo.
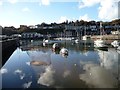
[60,47,68,55]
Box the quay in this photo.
[1,38,19,66]
[91,34,120,44]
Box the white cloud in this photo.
[37,66,55,86]
[22,7,30,12]
[0,68,8,74]
[98,0,118,20]
[79,14,91,21]
[0,1,2,5]
[58,16,69,23]
[79,0,100,9]
[8,0,18,4]
[79,62,118,88]
[39,0,50,6]
[78,0,119,20]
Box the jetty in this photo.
[1,38,19,66]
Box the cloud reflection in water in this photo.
[0,68,8,74]
[23,81,32,88]
[37,65,55,87]
[79,61,118,88]
[14,69,25,80]
[63,70,71,78]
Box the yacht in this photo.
[94,39,108,49]
[43,39,61,46]
[94,22,108,49]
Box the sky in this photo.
[0,0,119,28]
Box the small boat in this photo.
[111,40,119,48]
[43,39,53,44]
[94,39,108,50]
[82,35,91,41]
[94,22,108,50]
[43,39,61,46]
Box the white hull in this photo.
[111,40,119,48]
[94,39,107,48]
[82,35,91,41]
[43,39,62,45]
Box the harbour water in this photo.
[1,40,120,88]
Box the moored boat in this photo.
[111,40,119,48]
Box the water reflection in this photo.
[23,81,32,88]
[0,68,8,74]
[37,65,55,87]
[1,40,119,88]
[97,49,119,76]
[79,61,118,88]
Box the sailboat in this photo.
[94,22,108,50]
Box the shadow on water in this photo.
[2,44,17,66]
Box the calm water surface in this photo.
[1,40,120,88]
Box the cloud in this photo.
[0,68,8,74]
[7,0,18,4]
[58,16,69,23]
[79,0,100,9]
[97,50,118,74]
[78,0,119,20]
[23,81,32,88]
[79,14,91,21]
[39,0,50,6]
[98,0,118,20]
[22,7,30,12]
[0,1,2,5]
[79,62,118,88]
[37,66,55,86]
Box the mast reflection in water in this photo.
[1,40,119,89]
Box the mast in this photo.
[100,22,103,35]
